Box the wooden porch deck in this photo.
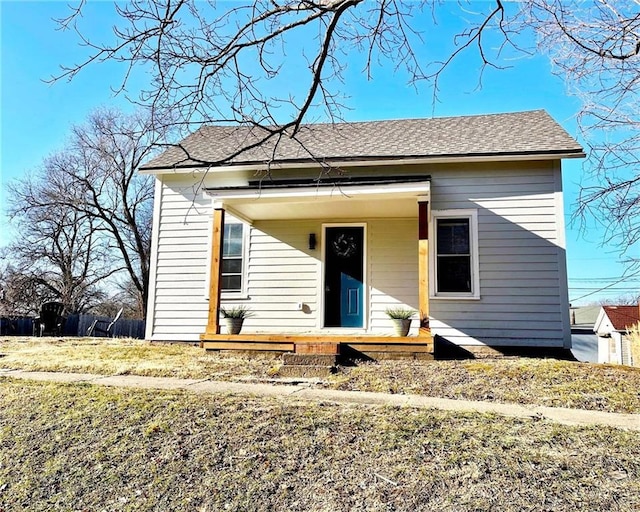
[199,333,434,359]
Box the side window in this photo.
[432,210,479,298]
[222,223,245,292]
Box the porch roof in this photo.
[205,176,431,222]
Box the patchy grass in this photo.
[0,379,638,511]
[0,337,278,380]
[331,358,640,414]
[2,337,640,413]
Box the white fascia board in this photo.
[139,152,585,175]
[205,180,430,201]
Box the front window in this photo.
[437,218,471,293]
[222,223,244,292]
[432,210,479,298]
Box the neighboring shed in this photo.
[594,305,639,365]
[569,306,600,362]
[140,110,584,357]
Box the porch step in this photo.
[277,364,337,379]
[278,352,338,378]
[294,342,339,355]
[283,353,338,366]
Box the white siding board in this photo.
[248,272,318,281]
[156,243,208,253]
[248,280,318,290]
[155,295,210,304]
[242,295,318,304]
[478,221,556,231]
[155,266,209,275]
[153,308,209,319]
[478,275,561,286]
[157,229,209,240]
[156,274,207,283]
[426,303,561,314]
[477,238,551,248]
[156,258,207,268]
[153,282,206,292]
[476,295,561,305]
[479,232,556,241]
[436,184,557,197]
[434,311,561,322]
[481,256,558,266]
[479,246,560,257]
[430,323,562,338]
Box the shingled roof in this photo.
[140,110,584,171]
[602,306,640,331]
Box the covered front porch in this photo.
[199,175,434,357]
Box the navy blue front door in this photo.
[324,226,364,328]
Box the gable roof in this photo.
[140,110,584,171]
[601,305,640,331]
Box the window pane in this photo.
[436,216,472,294]
[222,258,242,273]
[437,256,472,293]
[222,275,242,291]
[223,224,244,257]
[437,219,470,255]
[222,223,244,291]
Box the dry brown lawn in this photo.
[2,336,640,414]
[0,379,639,511]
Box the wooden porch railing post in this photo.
[418,199,431,337]
[205,207,225,335]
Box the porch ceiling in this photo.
[206,180,431,221]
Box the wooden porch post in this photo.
[418,199,431,337]
[205,207,225,336]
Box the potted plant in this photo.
[220,306,253,335]
[385,307,416,337]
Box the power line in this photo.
[569,288,639,291]
[569,277,640,282]
[569,269,640,302]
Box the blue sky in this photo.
[1,0,638,305]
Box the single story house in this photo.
[140,110,584,357]
[594,305,639,365]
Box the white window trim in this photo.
[430,209,480,300]
[204,213,250,301]
[221,219,250,299]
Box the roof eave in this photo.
[139,150,586,175]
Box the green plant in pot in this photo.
[385,307,416,337]
[221,306,253,335]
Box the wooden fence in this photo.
[0,314,145,339]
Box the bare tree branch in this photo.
[48,0,640,264]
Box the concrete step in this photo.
[276,364,337,379]
[283,353,338,366]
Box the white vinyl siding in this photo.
[368,219,419,335]
[146,160,570,347]
[240,220,321,332]
[148,176,211,339]
[428,162,569,347]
